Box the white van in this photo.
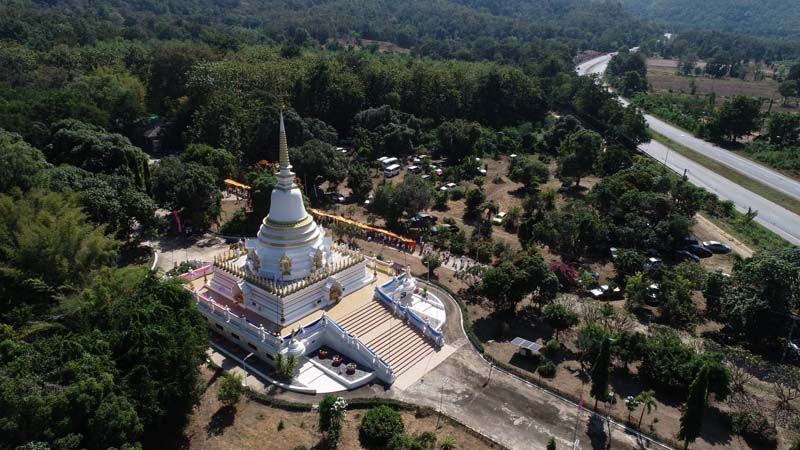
[381,157,399,168]
[407,165,421,174]
[384,164,401,177]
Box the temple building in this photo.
[187,107,451,393]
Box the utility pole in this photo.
[242,352,254,387]
[483,362,494,387]
[436,377,447,430]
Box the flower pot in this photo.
[346,363,357,374]
[332,356,343,367]
[318,349,329,359]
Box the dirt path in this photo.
[694,214,754,258]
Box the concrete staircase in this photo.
[338,300,394,337]
[366,323,435,376]
[337,300,436,377]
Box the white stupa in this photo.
[205,104,371,329]
[244,108,331,281]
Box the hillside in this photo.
[620,0,800,39]
[2,0,653,55]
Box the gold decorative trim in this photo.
[263,214,312,228]
[256,232,320,247]
[257,226,319,241]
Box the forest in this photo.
[621,0,800,40]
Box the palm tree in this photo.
[635,390,657,429]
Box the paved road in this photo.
[576,54,800,245]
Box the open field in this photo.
[187,365,500,450]
[646,58,797,113]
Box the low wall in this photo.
[375,274,445,347]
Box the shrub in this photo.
[217,372,243,408]
[730,411,778,449]
[439,435,457,450]
[538,359,556,378]
[387,431,437,450]
[359,405,405,448]
[542,338,561,359]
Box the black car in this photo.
[686,244,713,258]
[409,214,437,227]
[675,250,700,263]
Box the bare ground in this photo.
[186,365,499,450]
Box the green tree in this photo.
[0,130,47,192]
[679,365,709,450]
[39,166,157,240]
[88,269,208,444]
[436,119,482,161]
[359,405,405,448]
[46,120,151,191]
[151,157,221,229]
[766,111,800,145]
[590,337,611,408]
[546,436,557,450]
[347,163,373,202]
[181,143,237,185]
[558,129,602,187]
[0,190,119,289]
[247,167,278,219]
[779,81,798,105]
[464,187,486,219]
[542,303,579,340]
[714,247,800,344]
[624,272,650,311]
[507,155,549,188]
[422,253,442,279]
[479,251,558,313]
[712,96,762,142]
[290,139,348,190]
[217,372,244,408]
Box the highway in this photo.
[576,54,800,245]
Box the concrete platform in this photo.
[392,343,456,390]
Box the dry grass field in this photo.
[646,58,798,113]
[186,365,500,450]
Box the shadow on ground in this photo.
[206,406,236,436]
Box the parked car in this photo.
[683,236,701,247]
[646,283,661,305]
[686,244,713,258]
[431,223,459,234]
[491,211,507,225]
[325,191,346,203]
[558,181,571,192]
[589,284,622,299]
[409,213,437,227]
[609,247,619,260]
[675,250,700,263]
[644,257,663,269]
[703,240,732,254]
